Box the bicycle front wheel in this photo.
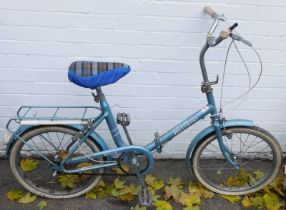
[191,126,282,195]
[9,126,104,199]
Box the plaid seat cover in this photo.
[68,61,131,89]
[69,61,130,77]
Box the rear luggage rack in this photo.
[17,106,101,121]
[6,106,102,134]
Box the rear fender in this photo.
[5,125,109,158]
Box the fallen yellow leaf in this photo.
[241,195,251,207]
[20,159,39,173]
[221,194,241,203]
[6,189,23,201]
[17,192,37,204]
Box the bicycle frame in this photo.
[5,52,243,177]
[54,80,240,176]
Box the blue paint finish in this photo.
[213,120,240,169]
[206,92,218,115]
[145,105,214,152]
[5,124,28,156]
[5,124,109,156]
[100,98,127,147]
[185,119,254,170]
[51,161,118,174]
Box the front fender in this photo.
[185,119,254,170]
[5,124,109,157]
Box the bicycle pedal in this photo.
[116,112,131,126]
[138,187,152,207]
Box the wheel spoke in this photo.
[40,134,59,151]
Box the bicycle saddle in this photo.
[68,61,130,89]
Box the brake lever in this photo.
[228,23,238,31]
[230,33,252,47]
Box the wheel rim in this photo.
[193,128,278,194]
[12,127,103,197]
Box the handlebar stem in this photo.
[199,43,210,82]
[200,12,228,82]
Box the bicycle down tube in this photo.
[145,105,214,152]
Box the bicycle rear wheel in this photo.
[9,126,104,198]
[191,126,282,195]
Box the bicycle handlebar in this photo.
[204,6,252,47]
[203,5,226,45]
[200,6,253,84]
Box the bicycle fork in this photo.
[203,78,239,169]
[213,118,240,169]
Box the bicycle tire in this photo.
[191,126,282,195]
[9,126,104,199]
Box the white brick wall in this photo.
[0,0,286,158]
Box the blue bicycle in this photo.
[5,6,282,205]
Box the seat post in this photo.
[95,87,105,101]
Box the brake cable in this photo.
[219,22,263,113]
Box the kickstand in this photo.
[136,169,152,206]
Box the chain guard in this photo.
[117,152,149,175]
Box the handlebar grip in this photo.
[229,23,238,31]
[204,5,218,19]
